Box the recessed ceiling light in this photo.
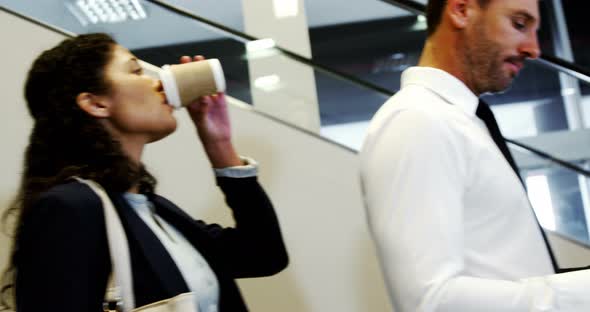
[67,0,147,25]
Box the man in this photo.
[360,0,590,311]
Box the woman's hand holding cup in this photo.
[180,55,242,168]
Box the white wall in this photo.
[548,232,590,268]
[0,9,392,311]
[0,9,71,287]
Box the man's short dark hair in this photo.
[426,0,491,36]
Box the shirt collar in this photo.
[124,192,155,213]
[401,66,479,116]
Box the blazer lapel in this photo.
[149,195,222,271]
[108,193,190,296]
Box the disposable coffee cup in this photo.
[159,59,226,109]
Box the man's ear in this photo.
[76,92,111,118]
[446,0,473,30]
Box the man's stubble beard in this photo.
[463,23,514,95]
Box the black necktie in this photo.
[475,99,560,273]
[475,100,521,179]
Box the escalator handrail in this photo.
[506,138,590,177]
[148,0,590,100]
[537,55,590,85]
[3,3,589,179]
[146,0,590,178]
[146,0,398,97]
[379,0,426,15]
[379,0,590,85]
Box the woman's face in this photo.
[101,45,177,144]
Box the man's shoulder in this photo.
[362,85,462,156]
[369,86,446,130]
[385,84,446,111]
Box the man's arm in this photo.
[360,109,590,312]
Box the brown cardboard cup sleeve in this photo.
[159,59,226,108]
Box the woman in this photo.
[0,33,288,312]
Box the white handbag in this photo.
[75,178,198,312]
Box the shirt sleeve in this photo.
[213,155,258,178]
[360,108,590,312]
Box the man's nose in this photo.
[521,32,541,59]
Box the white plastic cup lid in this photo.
[159,65,182,109]
[208,59,226,93]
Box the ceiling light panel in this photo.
[70,0,147,25]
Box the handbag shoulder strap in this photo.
[75,178,136,312]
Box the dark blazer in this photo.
[15,176,288,312]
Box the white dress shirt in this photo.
[124,193,220,312]
[360,67,590,312]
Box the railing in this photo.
[144,0,590,177]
